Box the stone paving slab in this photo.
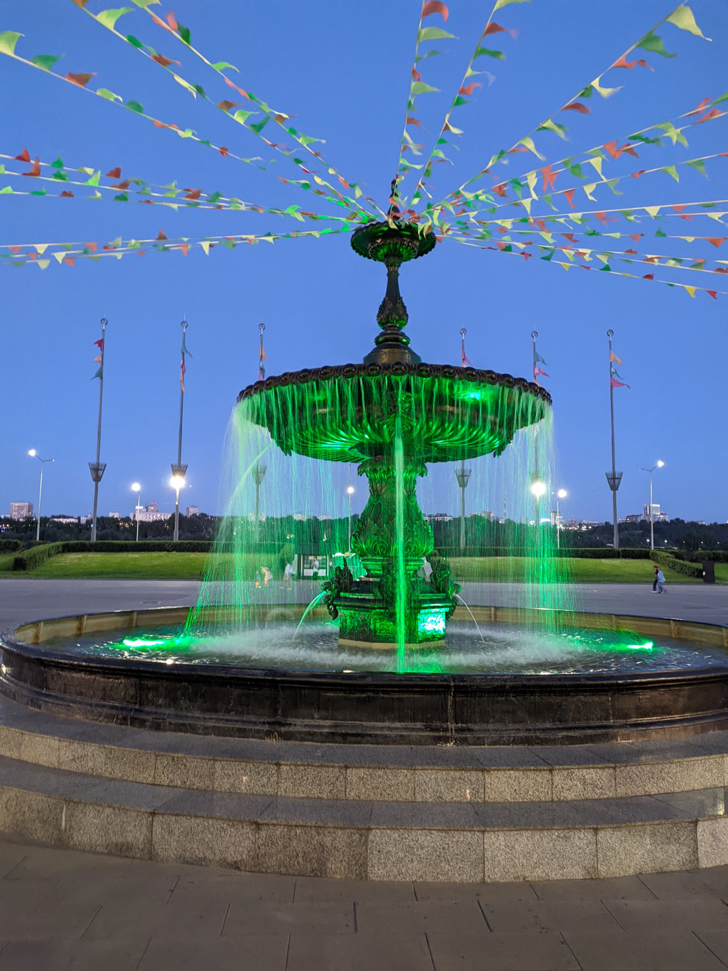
[1,836,728,969]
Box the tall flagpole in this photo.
[89,317,108,543]
[253,322,267,543]
[171,319,189,542]
[455,328,471,550]
[605,329,622,550]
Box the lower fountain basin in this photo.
[2,605,728,745]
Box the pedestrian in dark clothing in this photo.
[652,565,659,592]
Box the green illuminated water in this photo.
[45,622,728,676]
[185,370,577,668]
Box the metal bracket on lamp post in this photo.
[253,463,267,543]
[455,465,472,550]
[88,462,106,483]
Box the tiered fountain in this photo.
[2,220,728,746]
[238,218,549,648]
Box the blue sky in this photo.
[1,0,726,522]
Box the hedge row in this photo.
[649,550,704,579]
[0,539,23,553]
[12,543,64,571]
[60,540,214,554]
[439,547,653,559]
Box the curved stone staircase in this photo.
[0,696,726,882]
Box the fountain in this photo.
[2,221,728,746]
[236,219,549,650]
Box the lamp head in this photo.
[131,482,141,492]
[346,486,355,495]
[27,449,36,457]
[170,475,186,489]
[656,460,665,468]
[530,481,547,498]
[557,489,568,499]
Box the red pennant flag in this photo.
[484,22,506,36]
[105,167,122,179]
[422,0,449,21]
[563,188,575,209]
[611,376,629,389]
[156,229,167,240]
[706,237,727,248]
[562,102,589,114]
[540,165,558,191]
[65,73,95,88]
[14,147,30,162]
[706,290,718,299]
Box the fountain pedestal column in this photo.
[324,454,459,647]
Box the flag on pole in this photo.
[531,332,549,385]
[460,328,472,366]
[259,322,266,381]
[179,356,187,392]
[609,351,622,365]
[610,364,630,389]
[92,336,104,380]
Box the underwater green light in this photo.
[625,641,654,651]
[121,635,194,651]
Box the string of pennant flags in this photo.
[0,0,724,305]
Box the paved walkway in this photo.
[2,579,727,632]
[1,581,728,968]
[0,835,727,970]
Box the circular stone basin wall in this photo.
[2,606,728,745]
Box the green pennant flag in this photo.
[637,31,676,58]
[0,31,22,56]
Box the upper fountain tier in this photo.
[237,221,550,464]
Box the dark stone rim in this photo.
[2,608,728,745]
[237,363,552,405]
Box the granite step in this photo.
[0,754,727,882]
[1,696,726,804]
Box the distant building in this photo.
[625,505,669,524]
[50,517,79,525]
[10,502,33,520]
[426,513,454,522]
[185,505,199,518]
[108,512,121,519]
[478,510,496,521]
[132,502,170,523]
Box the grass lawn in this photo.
[24,552,212,580]
[450,557,726,584]
[2,551,726,583]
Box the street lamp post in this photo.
[639,461,665,550]
[252,463,267,544]
[170,475,186,540]
[28,450,54,543]
[346,485,355,553]
[530,479,547,549]
[555,489,567,549]
[131,483,142,542]
[455,462,472,550]
[171,319,189,543]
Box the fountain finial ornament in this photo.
[351,206,436,365]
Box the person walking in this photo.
[656,568,666,594]
[652,564,659,592]
[283,561,293,590]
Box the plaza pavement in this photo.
[1,578,727,632]
[0,835,727,970]
[0,580,727,969]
